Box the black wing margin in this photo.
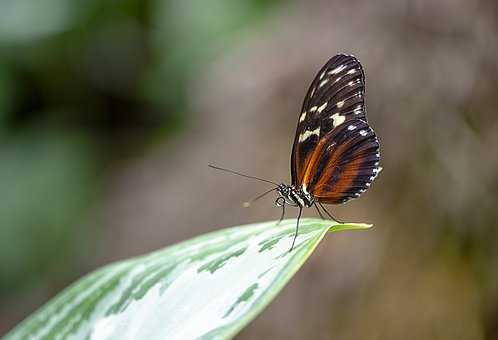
[291,54,367,186]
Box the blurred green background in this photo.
[1,0,498,338]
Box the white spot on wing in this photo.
[347,69,357,75]
[330,113,345,127]
[329,64,347,75]
[369,167,383,180]
[309,106,318,112]
[348,125,357,131]
[359,130,368,136]
[317,102,328,113]
[319,79,329,88]
[298,127,320,142]
[299,111,307,122]
[336,101,344,108]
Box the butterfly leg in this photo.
[318,202,342,223]
[277,202,285,225]
[275,196,286,225]
[290,206,303,252]
[314,203,325,220]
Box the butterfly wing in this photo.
[291,54,367,186]
[301,119,381,204]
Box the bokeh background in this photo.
[1,0,498,338]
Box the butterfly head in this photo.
[276,184,314,208]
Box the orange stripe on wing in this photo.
[300,137,330,190]
[313,152,365,202]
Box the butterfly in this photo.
[210,54,382,250]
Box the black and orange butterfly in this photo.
[210,54,382,250]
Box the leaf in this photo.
[5,218,371,340]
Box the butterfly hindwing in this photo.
[301,119,381,204]
[291,54,367,186]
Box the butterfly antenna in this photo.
[208,164,279,186]
[243,187,278,208]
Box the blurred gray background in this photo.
[1,0,498,338]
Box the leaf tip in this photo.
[328,222,373,233]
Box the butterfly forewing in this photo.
[302,119,381,204]
[291,54,367,186]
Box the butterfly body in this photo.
[276,184,314,208]
[279,53,381,249]
[289,54,381,207]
